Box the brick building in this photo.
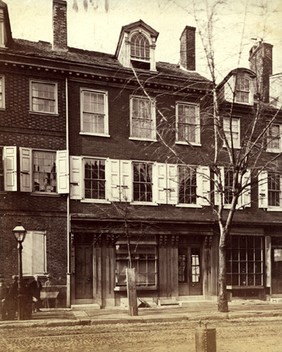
[0,0,281,308]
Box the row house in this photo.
[0,0,281,308]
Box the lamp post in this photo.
[12,223,26,320]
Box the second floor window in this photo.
[81,89,108,135]
[130,32,150,60]
[30,81,57,114]
[133,162,153,202]
[268,172,281,207]
[178,166,197,204]
[33,151,56,193]
[267,124,281,152]
[130,96,156,140]
[176,103,200,144]
[223,117,240,148]
[84,158,106,200]
[0,147,4,191]
[224,169,233,204]
[235,77,250,104]
[0,76,5,108]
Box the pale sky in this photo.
[5,0,282,81]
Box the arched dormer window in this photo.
[130,32,150,61]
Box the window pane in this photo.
[31,82,56,113]
[178,166,197,204]
[130,33,150,60]
[177,104,199,143]
[133,162,152,202]
[82,90,106,134]
[33,151,56,193]
[268,172,281,206]
[84,159,105,199]
[131,97,154,139]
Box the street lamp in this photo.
[12,223,26,320]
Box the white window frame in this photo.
[30,80,58,114]
[235,76,251,104]
[267,124,281,153]
[0,10,4,48]
[176,102,201,145]
[80,88,109,137]
[223,117,240,149]
[0,75,5,109]
[22,231,47,276]
[130,95,156,141]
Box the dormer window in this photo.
[235,77,250,103]
[130,32,150,60]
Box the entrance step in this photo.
[158,299,180,306]
[71,303,101,310]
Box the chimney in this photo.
[180,26,196,71]
[53,0,68,51]
[249,40,273,103]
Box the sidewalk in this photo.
[1,300,282,329]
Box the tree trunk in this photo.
[126,267,138,316]
[218,242,229,312]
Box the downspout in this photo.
[65,77,71,308]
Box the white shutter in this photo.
[240,169,251,208]
[214,167,224,206]
[120,160,132,202]
[197,165,210,206]
[20,147,32,192]
[107,159,120,201]
[167,164,177,204]
[56,150,69,194]
[32,231,46,274]
[155,163,167,204]
[3,146,17,191]
[265,236,271,287]
[22,231,33,275]
[258,171,268,208]
[70,156,82,200]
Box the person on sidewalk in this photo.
[43,274,52,308]
[29,275,42,312]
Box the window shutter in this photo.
[56,150,69,194]
[70,156,82,200]
[32,231,46,274]
[22,231,33,275]
[214,167,224,206]
[240,169,251,208]
[120,160,132,202]
[107,159,120,201]
[3,146,17,191]
[154,163,167,204]
[258,171,268,208]
[167,164,177,204]
[265,236,271,287]
[197,166,210,206]
[20,147,32,192]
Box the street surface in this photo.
[1,317,281,352]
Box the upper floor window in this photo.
[235,77,250,104]
[130,32,150,61]
[23,231,47,276]
[30,81,57,114]
[0,76,5,108]
[84,158,106,200]
[33,151,56,193]
[268,172,281,207]
[176,103,200,144]
[223,117,240,148]
[130,96,156,140]
[133,162,153,202]
[179,165,197,204]
[0,147,4,191]
[81,89,109,136]
[267,124,281,152]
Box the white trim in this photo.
[79,132,110,138]
[0,75,5,109]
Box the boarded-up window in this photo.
[22,231,47,275]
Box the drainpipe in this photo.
[65,77,71,308]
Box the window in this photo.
[115,237,157,289]
[235,77,250,103]
[133,162,153,202]
[81,89,108,135]
[226,236,264,287]
[223,117,240,148]
[0,10,4,47]
[0,147,4,191]
[267,124,281,152]
[224,169,233,204]
[0,76,5,108]
[130,96,156,140]
[268,172,281,207]
[33,151,56,193]
[176,103,200,144]
[84,158,106,200]
[178,165,197,204]
[30,81,57,114]
[22,231,47,276]
[130,32,150,60]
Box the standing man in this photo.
[29,275,42,312]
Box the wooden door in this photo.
[75,244,93,299]
[178,246,202,296]
[272,247,282,294]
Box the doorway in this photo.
[272,247,282,294]
[178,246,202,295]
[75,243,93,300]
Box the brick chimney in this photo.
[180,26,196,71]
[53,0,68,51]
[249,40,273,103]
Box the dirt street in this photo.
[0,317,281,352]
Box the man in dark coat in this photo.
[29,275,42,312]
